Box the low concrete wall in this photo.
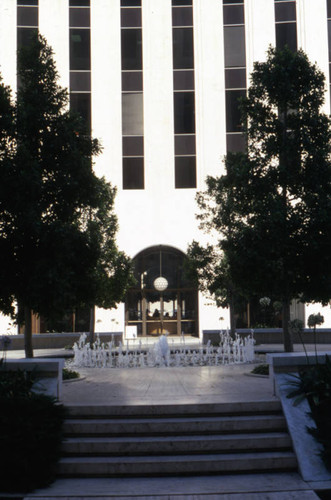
[267,352,331,483]
[4,331,123,350]
[203,328,331,345]
[0,358,64,400]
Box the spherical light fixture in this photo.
[154,276,168,291]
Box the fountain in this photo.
[71,330,256,369]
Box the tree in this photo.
[189,47,331,351]
[0,34,132,356]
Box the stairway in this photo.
[59,400,297,477]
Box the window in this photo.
[123,157,144,189]
[70,93,91,131]
[224,26,246,67]
[17,27,37,49]
[121,0,141,6]
[175,135,196,155]
[70,71,91,91]
[17,6,38,26]
[70,0,90,5]
[121,29,142,70]
[122,93,143,135]
[223,5,244,25]
[175,156,196,188]
[17,0,38,5]
[275,22,297,51]
[69,8,90,27]
[122,71,143,91]
[172,7,193,26]
[174,92,195,134]
[173,70,194,90]
[123,136,144,156]
[275,2,296,22]
[121,8,141,27]
[172,28,194,69]
[70,29,90,70]
[225,68,246,89]
[226,90,245,133]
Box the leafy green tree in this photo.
[0,34,132,356]
[189,47,331,351]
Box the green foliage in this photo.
[251,363,269,375]
[307,312,325,329]
[0,34,133,352]
[0,366,66,492]
[287,355,331,470]
[190,46,331,350]
[0,368,37,398]
[62,367,80,380]
[0,395,66,492]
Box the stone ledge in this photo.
[1,358,64,400]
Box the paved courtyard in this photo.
[61,362,274,406]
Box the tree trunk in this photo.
[229,291,236,337]
[282,299,293,352]
[89,305,95,345]
[24,305,33,358]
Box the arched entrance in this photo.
[125,245,198,337]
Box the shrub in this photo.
[0,369,66,493]
[287,355,331,471]
[251,364,269,375]
[63,367,80,380]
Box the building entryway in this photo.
[125,245,198,338]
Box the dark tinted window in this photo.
[70,93,91,132]
[172,28,194,69]
[123,136,144,156]
[121,29,142,70]
[121,8,141,27]
[69,8,90,27]
[172,7,193,26]
[175,135,196,155]
[174,92,195,134]
[121,0,141,5]
[275,2,296,22]
[223,5,244,25]
[122,93,143,135]
[70,29,90,70]
[122,71,143,91]
[224,26,246,67]
[70,0,90,5]
[173,70,194,90]
[226,133,245,152]
[276,22,297,51]
[123,157,144,189]
[223,0,243,3]
[17,0,38,5]
[328,0,331,18]
[225,68,246,89]
[17,27,37,49]
[175,156,196,188]
[172,0,192,5]
[17,6,38,26]
[226,90,245,132]
[70,71,91,91]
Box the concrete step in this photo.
[58,451,297,477]
[65,400,282,418]
[63,414,287,436]
[62,431,292,456]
